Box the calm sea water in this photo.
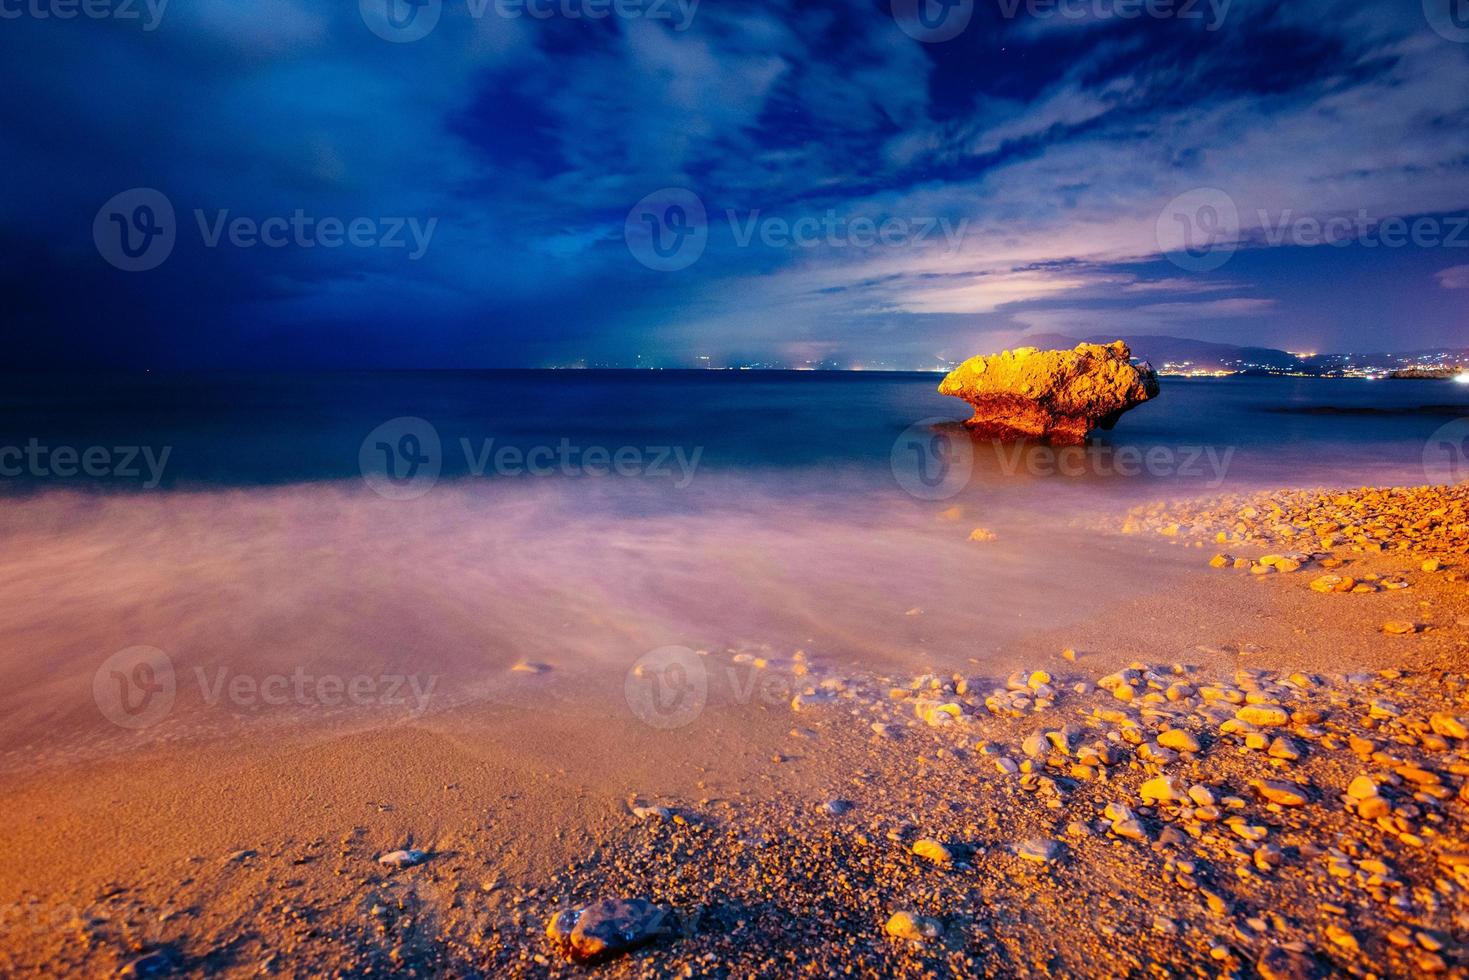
[0,372,1465,497]
[3,371,1467,755]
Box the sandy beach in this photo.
[2,480,1465,977]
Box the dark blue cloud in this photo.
[0,0,1466,368]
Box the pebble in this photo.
[377,849,428,869]
[1236,705,1290,727]
[118,950,179,978]
[1251,779,1309,807]
[1014,839,1060,864]
[912,839,954,864]
[1429,712,1467,740]
[1157,729,1200,753]
[884,911,941,942]
[1140,776,1189,806]
[1257,945,1319,980]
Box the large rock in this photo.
[546,898,669,962]
[938,341,1159,444]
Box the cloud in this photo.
[1436,265,1469,290]
[3,0,1468,364]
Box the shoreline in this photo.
[1,482,1465,976]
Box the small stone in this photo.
[1382,620,1418,635]
[1346,775,1379,800]
[1015,839,1060,864]
[1324,924,1359,952]
[631,805,671,821]
[912,839,954,864]
[510,660,551,674]
[377,849,429,869]
[1257,945,1319,980]
[1140,776,1190,806]
[1188,784,1216,807]
[1267,736,1303,761]
[1251,780,1309,807]
[119,950,179,978]
[1429,713,1467,740]
[884,911,941,942]
[823,800,854,816]
[1236,705,1290,727]
[1157,729,1200,753]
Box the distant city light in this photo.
[1454,372,1469,384]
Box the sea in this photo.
[1,372,1466,759]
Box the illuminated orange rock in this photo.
[938,341,1159,444]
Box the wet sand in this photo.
[0,482,1466,976]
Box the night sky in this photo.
[2,0,1467,368]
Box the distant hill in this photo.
[1014,333,1469,376]
[1017,333,1304,373]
